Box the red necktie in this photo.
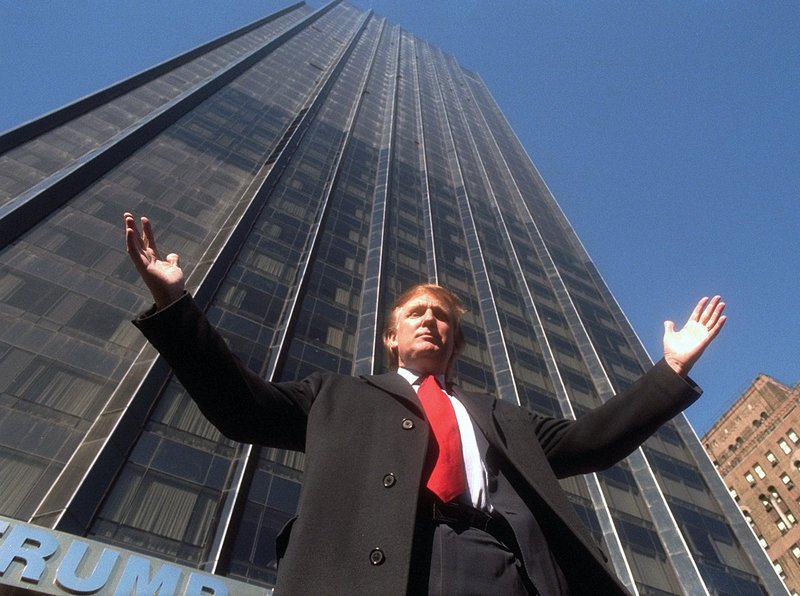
[417,375,467,502]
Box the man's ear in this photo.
[386,330,397,350]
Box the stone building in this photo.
[704,374,800,594]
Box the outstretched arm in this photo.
[124,212,185,310]
[535,296,725,476]
[663,295,727,377]
[125,212,312,449]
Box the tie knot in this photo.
[419,374,442,391]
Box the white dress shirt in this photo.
[397,367,491,511]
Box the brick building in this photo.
[704,374,800,594]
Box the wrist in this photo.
[153,288,185,311]
[665,356,689,377]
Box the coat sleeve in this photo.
[532,359,702,478]
[132,293,316,451]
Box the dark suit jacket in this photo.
[134,293,702,595]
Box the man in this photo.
[124,212,726,594]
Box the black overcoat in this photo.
[134,294,701,595]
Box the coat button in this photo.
[383,473,396,488]
[401,418,414,430]
[369,548,385,565]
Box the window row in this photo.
[744,463,800,487]
[717,419,800,457]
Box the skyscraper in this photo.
[0,1,783,593]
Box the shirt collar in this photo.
[397,367,446,388]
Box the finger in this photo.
[141,217,161,259]
[704,314,727,343]
[124,214,144,255]
[689,297,709,323]
[706,299,725,326]
[124,212,137,237]
[699,295,722,326]
[125,226,137,255]
[124,226,150,275]
[708,302,726,329]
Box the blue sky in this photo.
[2,1,797,435]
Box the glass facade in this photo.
[0,2,782,594]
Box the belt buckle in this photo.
[433,501,493,532]
[470,508,492,532]
[432,501,463,526]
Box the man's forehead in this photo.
[399,292,448,311]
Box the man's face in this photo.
[387,292,455,376]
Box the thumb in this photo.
[166,253,180,267]
[663,320,675,335]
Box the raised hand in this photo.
[663,296,727,376]
[124,212,185,309]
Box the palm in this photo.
[663,296,726,376]
[665,319,710,360]
[138,245,182,287]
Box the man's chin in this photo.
[414,343,442,356]
[404,348,450,373]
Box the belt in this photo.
[431,500,499,533]
[431,500,540,595]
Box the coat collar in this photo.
[362,372,497,430]
[362,372,424,417]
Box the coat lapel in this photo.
[451,386,496,441]
[455,389,593,537]
[362,372,425,417]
